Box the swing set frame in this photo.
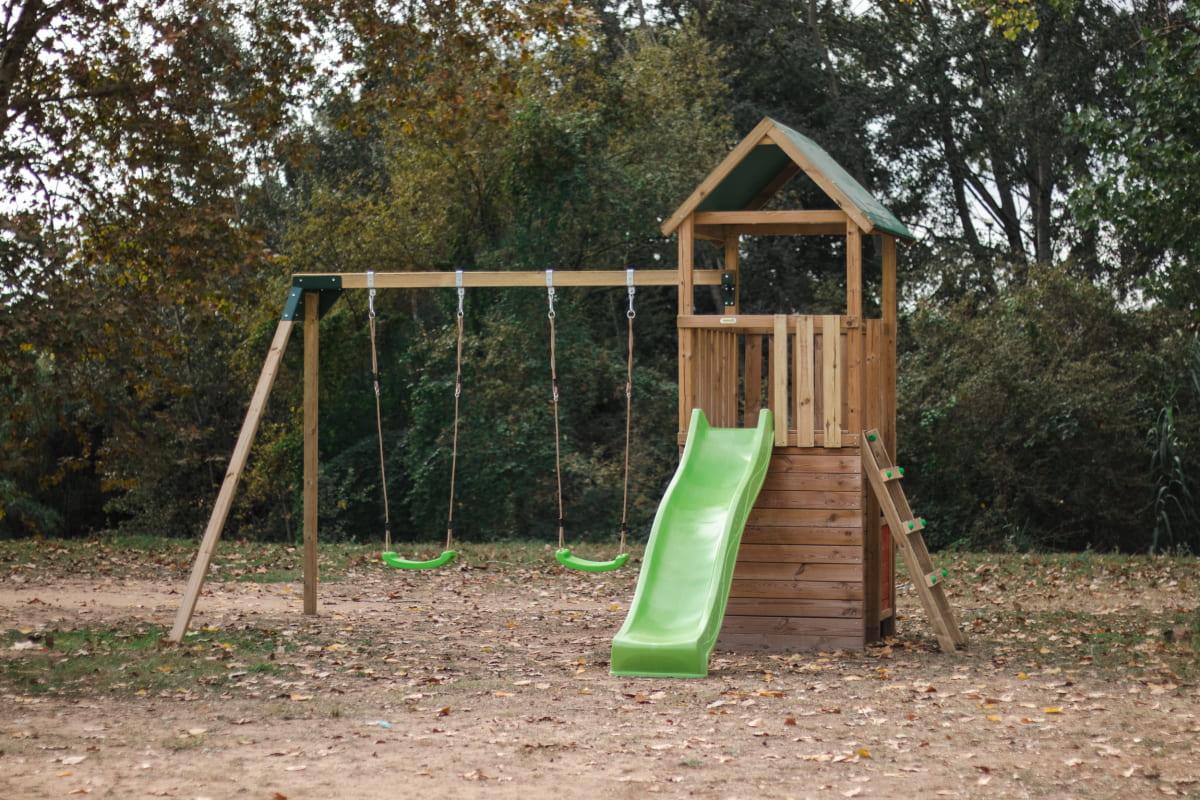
[167,267,727,644]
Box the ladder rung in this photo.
[924,567,949,587]
[902,517,926,534]
[880,466,905,482]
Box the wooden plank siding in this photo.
[720,444,866,653]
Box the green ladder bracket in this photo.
[924,567,949,587]
[282,275,343,321]
[904,517,927,534]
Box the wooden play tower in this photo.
[666,117,911,652]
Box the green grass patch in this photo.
[0,624,292,696]
[0,536,379,583]
[0,536,643,580]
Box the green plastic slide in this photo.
[610,408,774,678]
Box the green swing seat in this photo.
[555,548,629,573]
[381,549,458,570]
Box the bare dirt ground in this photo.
[1,543,1198,800]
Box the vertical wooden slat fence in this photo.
[677,314,853,448]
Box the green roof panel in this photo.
[768,119,914,240]
[673,117,913,241]
[695,144,793,214]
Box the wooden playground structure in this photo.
[169,117,963,654]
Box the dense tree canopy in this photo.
[2,0,1197,552]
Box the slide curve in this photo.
[610,408,774,678]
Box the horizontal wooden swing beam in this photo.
[292,269,726,290]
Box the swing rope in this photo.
[367,271,392,553]
[549,268,632,573]
[547,270,567,549]
[445,272,466,553]
[379,270,462,570]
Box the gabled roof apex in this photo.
[661,117,913,240]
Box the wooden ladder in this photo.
[862,429,966,653]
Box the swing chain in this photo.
[546,270,559,403]
[368,270,380,402]
[454,270,464,399]
[619,269,635,552]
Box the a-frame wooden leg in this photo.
[168,319,295,642]
[303,292,319,615]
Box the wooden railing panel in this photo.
[723,329,739,425]
[679,313,863,446]
[745,335,762,421]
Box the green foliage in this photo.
[1071,8,1200,313]
[251,21,732,545]
[4,1,1199,558]
[1147,336,1200,553]
[900,265,1177,550]
[1148,407,1197,554]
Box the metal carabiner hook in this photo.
[455,269,464,318]
[546,269,556,320]
[367,270,377,318]
[626,267,636,319]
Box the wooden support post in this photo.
[862,322,883,643]
[724,235,740,314]
[303,292,319,616]
[846,222,863,326]
[881,235,898,637]
[168,319,295,642]
[845,221,863,438]
[678,215,696,437]
[881,235,897,456]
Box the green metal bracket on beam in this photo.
[281,286,303,321]
[292,275,342,291]
[281,275,343,321]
